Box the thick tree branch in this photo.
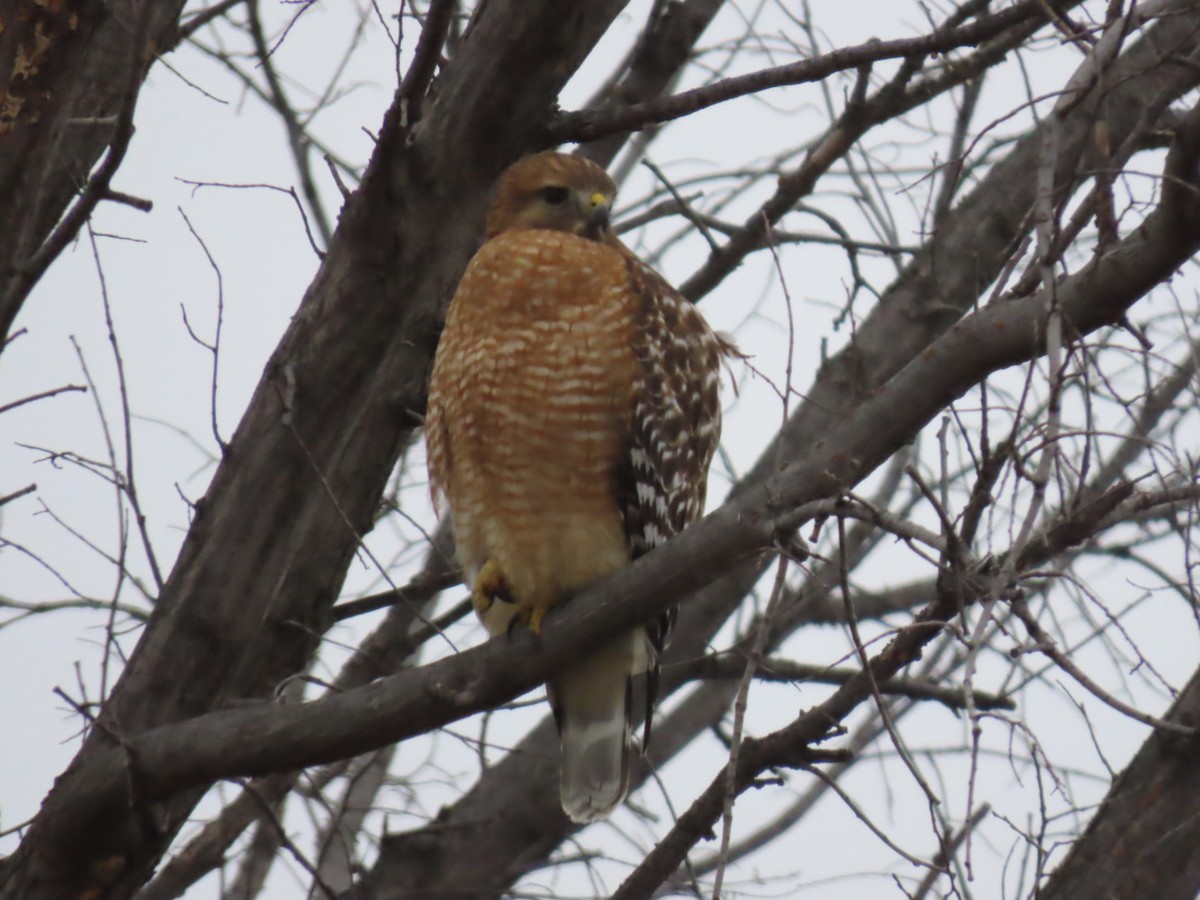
[134,527,458,899]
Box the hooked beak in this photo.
[584,192,612,240]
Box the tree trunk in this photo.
[1040,664,1200,900]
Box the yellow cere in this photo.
[590,191,607,208]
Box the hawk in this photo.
[425,151,731,823]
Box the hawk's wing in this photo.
[616,256,727,744]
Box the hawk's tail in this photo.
[554,639,637,824]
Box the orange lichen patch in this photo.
[1,0,82,134]
[0,93,25,133]
[12,20,53,81]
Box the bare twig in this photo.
[0,384,86,416]
[177,208,229,454]
[246,0,333,246]
[1009,596,1194,736]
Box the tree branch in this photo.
[673,654,1015,711]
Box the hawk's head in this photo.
[485,152,617,244]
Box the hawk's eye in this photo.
[541,186,570,206]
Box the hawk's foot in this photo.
[504,600,551,638]
[472,559,513,617]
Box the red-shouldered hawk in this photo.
[426,151,731,823]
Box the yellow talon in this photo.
[471,586,493,617]
[524,605,547,635]
[472,559,511,617]
[474,559,554,636]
